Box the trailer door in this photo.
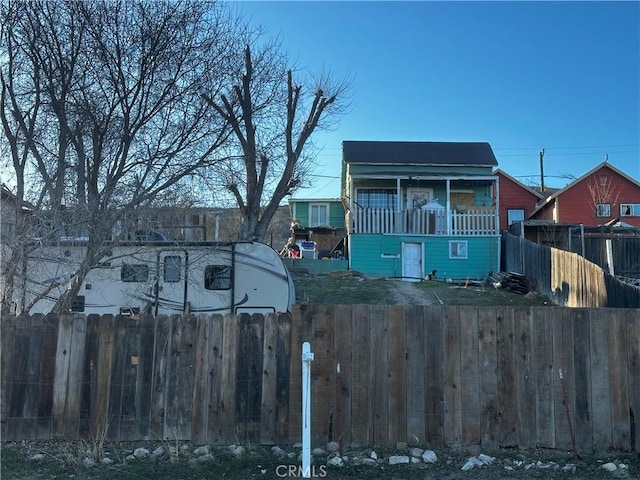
[156,250,188,315]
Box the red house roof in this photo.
[530,161,640,227]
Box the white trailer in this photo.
[17,241,295,316]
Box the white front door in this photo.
[402,242,422,282]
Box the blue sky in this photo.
[238,1,640,199]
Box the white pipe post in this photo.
[301,342,314,478]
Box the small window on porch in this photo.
[356,189,397,209]
[449,240,468,259]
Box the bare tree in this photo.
[202,45,351,241]
[1,0,246,313]
[587,169,622,226]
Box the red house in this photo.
[530,161,640,228]
[493,169,544,231]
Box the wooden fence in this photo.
[2,306,639,454]
[502,232,640,308]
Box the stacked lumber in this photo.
[487,272,535,294]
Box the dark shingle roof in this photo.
[342,141,498,167]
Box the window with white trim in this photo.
[449,240,468,259]
[356,189,397,209]
[620,203,640,216]
[507,209,525,226]
[596,203,611,217]
[309,203,329,226]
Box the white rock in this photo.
[193,445,210,456]
[422,449,438,464]
[83,457,96,467]
[101,457,114,465]
[369,451,378,460]
[461,457,484,471]
[271,446,286,458]
[409,447,424,458]
[152,446,165,457]
[478,453,495,465]
[388,455,410,465]
[411,456,421,464]
[327,456,344,467]
[193,453,214,463]
[563,463,577,473]
[361,457,378,466]
[326,441,340,453]
[602,462,618,472]
[133,447,150,459]
[232,445,245,457]
[504,465,514,471]
[29,453,45,461]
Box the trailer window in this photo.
[163,256,182,283]
[204,265,232,290]
[121,263,149,282]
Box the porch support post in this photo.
[446,179,451,234]
[396,177,401,233]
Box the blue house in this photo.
[343,140,500,281]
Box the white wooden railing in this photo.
[349,207,498,236]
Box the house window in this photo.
[507,209,525,226]
[596,203,611,217]
[163,256,181,283]
[356,189,397,209]
[599,175,608,186]
[449,240,468,259]
[204,265,232,290]
[309,203,329,226]
[620,203,640,216]
[121,264,150,282]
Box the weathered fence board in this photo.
[2,306,639,454]
[502,231,640,308]
[515,308,535,448]
[387,305,406,445]
[424,306,444,446]
[369,304,388,447]
[478,307,499,448]
[350,304,370,446]
[460,306,480,447]
[443,306,462,447]
[572,309,593,453]
[405,305,426,444]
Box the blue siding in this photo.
[349,234,499,280]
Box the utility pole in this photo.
[539,149,545,192]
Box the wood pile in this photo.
[488,272,535,294]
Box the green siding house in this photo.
[343,140,500,281]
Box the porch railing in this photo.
[349,207,498,236]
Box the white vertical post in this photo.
[301,342,314,478]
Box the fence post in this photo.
[301,342,314,478]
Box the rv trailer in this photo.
[16,241,295,316]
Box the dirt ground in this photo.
[2,441,638,480]
[291,269,552,308]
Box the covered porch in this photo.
[345,174,499,236]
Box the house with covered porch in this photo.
[343,140,500,281]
